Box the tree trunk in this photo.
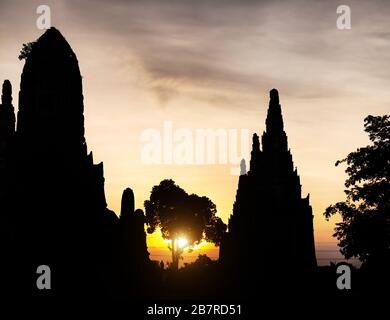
[171,238,178,270]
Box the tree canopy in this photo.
[324,115,390,265]
[144,179,226,269]
[18,42,36,60]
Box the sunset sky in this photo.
[1,0,389,265]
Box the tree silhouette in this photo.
[18,42,36,60]
[144,179,226,270]
[205,215,226,246]
[324,115,390,266]
[183,254,216,270]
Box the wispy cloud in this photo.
[3,0,390,107]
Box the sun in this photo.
[177,237,188,248]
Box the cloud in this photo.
[3,0,390,107]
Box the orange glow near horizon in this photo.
[147,229,220,266]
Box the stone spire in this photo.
[17,27,86,158]
[252,133,260,152]
[262,88,288,153]
[249,133,261,174]
[120,187,135,219]
[0,80,15,137]
[265,88,284,133]
[2,80,12,105]
[240,159,246,176]
[119,187,150,293]
[220,89,317,293]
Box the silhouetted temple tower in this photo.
[220,89,316,289]
[17,28,85,160]
[1,27,152,300]
[0,27,157,300]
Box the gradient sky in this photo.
[1,0,389,265]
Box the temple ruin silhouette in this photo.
[220,88,317,293]
[0,27,150,299]
[0,27,321,303]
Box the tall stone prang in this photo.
[220,89,317,291]
[17,28,85,160]
[0,27,125,298]
[0,27,155,300]
[22,27,116,296]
